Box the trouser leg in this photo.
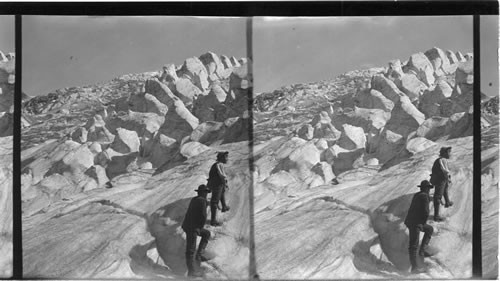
[434,182,444,220]
[419,224,434,257]
[221,188,229,211]
[443,181,453,207]
[408,226,420,272]
[220,188,226,209]
[196,228,211,261]
[185,231,197,275]
[210,202,219,224]
[433,196,441,219]
[443,181,449,204]
[421,224,433,246]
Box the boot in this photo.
[409,250,424,273]
[411,265,426,274]
[221,206,230,212]
[195,239,209,262]
[444,190,453,208]
[186,255,202,277]
[187,270,203,278]
[210,203,222,226]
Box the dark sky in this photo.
[0,16,15,54]
[22,16,248,96]
[253,16,477,93]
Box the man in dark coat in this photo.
[430,146,453,222]
[404,180,435,273]
[182,184,211,277]
[207,151,230,226]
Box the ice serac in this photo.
[0,113,13,137]
[225,63,252,119]
[220,55,233,69]
[384,94,425,137]
[386,59,404,80]
[199,52,227,80]
[0,51,7,62]
[177,57,209,91]
[333,107,390,134]
[144,78,179,108]
[128,93,168,116]
[396,73,427,102]
[298,124,314,140]
[455,51,466,62]
[405,52,435,86]
[159,64,178,83]
[311,111,341,142]
[454,59,473,95]
[158,98,199,142]
[445,50,459,64]
[419,80,453,118]
[374,129,405,164]
[140,79,199,142]
[192,84,227,123]
[173,77,203,107]
[111,128,140,154]
[371,75,405,103]
[106,111,164,139]
[354,88,394,112]
[230,56,241,67]
[338,124,366,150]
[425,47,452,76]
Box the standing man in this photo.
[430,146,453,222]
[181,184,211,277]
[404,180,435,273]
[207,151,230,226]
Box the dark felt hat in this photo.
[418,180,434,189]
[217,151,229,157]
[439,146,452,156]
[195,184,210,193]
[216,151,229,161]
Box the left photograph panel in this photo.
[21,16,252,279]
[0,15,14,278]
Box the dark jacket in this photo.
[181,196,208,232]
[404,191,430,227]
[208,162,226,189]
[430,157,449,185]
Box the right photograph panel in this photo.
[252,16,474,279]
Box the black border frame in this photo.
[0,2,498,16]
[2,1,498,279]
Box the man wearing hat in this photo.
[430,146,453,222]
[207,151,230,226]
[404,180,435,273]
[181,184,211,277]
